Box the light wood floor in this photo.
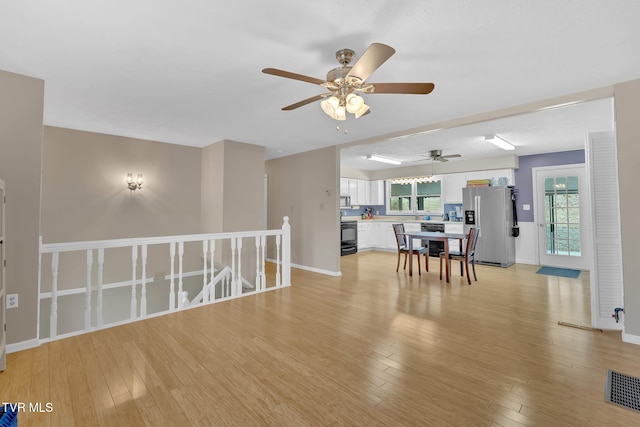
[3,251,640,426]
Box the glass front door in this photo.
[536,165,591,270]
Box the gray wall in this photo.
[0,70,44,344]
[266,146,340,274]
[615,79,640,337]
[514,150,585,222]
[41,127,202,242]
[201,139,265,279]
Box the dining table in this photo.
[402,231,467,282]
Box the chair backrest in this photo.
[465,227,480,257]
[392,223,407,249]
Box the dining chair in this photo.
[439,227,480,285]
[392,224,428,275]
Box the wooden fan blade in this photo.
[346,43,395,81]
[262,68,325,85]
[282,94,329,111]
[442,154,461,158]
[370,82,435,94]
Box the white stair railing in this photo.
[38,217,291,342]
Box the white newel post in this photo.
[275,233,281,287]
[85,249,93,331]
[140,245,148,317]
[131,245,138,320]
[255,236,262,291]
[282,216,291,287]
[169,242,176,311]
[178,241,184,309]
[97,248,104,329]
[202,240,209,303]
[50,252,59,339]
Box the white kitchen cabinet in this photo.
[340,178,386,206]
[442,173,466,204]
[357,180,370,205]
[445,222,465,251]
[367,222,396,250]
[340,178,349,195]
[348,179,359,204]
[383,222,398,250]
[445,223,464,234]
[357,222,371,250]
[369,180,385,206]
[367,222,382,248]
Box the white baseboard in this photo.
[622,331,640,345]
[291,262,342,277]
[7,338,40,354]
[266,258,342,277]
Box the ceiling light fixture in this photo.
[321,93,369,121]
[485,135,515,151]
[366,155,402,165]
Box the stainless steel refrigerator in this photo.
[462,186,516,267]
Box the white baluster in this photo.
[255,236,261,291]
[140,244,147,317]
[275,233,281,287]
[97,248,104,329]
[230,238,237,297]
[85,249,93,331]
[178,241,184,309]
[50,252,59,339]
[131,245,138,320]
[202,239,209,304]
[169,242,176,311]
[282,216,291,287]
[225,271,230,298]
[237,237,243,296]
[210,240,215,300]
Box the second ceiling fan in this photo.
[262,43,435,121]
[422,149,462,162]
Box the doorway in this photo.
[533,165,592,270]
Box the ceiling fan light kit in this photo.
[366,155,402,165]
[485,134,515,150]
[262,43,434,126]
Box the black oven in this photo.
[421,222,445,257]
[340,221,358,256]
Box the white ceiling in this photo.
[1,1,638,164]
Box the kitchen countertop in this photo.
[342,216,463,224]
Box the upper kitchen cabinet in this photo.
[340,178,385,206]
[369,180,385,205]
[441,173,467,204]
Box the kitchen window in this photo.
[387,177,441,214]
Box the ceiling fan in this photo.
[421,149,462,162]
[262,43,435,121]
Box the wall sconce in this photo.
[126,173,143,190]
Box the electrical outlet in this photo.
[7,294,18,309]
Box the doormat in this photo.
[536,266,581,278]
[605,369,640,413]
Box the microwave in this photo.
[340,194,351,208]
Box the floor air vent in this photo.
[605,370,640,413]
